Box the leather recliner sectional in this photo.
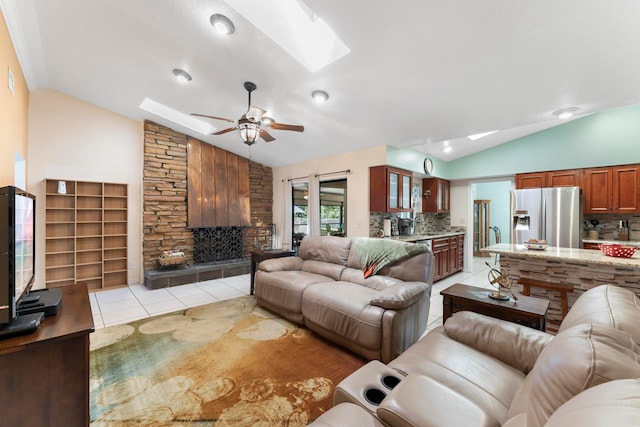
[310,284,640,427]
[254,235,434,363]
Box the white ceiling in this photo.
[4,0,640,167]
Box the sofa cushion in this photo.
[544,379,640,427]
[389,326,526,425]
[302,281,384,351]
[298,235,352,266]
[340,267,405,291]
[255,270,334,319]
[557,284,640,344]
[302,260,345,281]
[308,402,385,427]
[526,322,640,427]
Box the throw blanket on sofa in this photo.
[354,238,429,278]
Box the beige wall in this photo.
[0,10,29,187]
[28,89,143,289]
[272,145,387,244]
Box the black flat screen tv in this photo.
[0,186,36,325]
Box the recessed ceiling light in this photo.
[210,14,235,35]
[312,90,329,102]
[468,130,497,141]
[444,146,452,153]
[552,107,579,119]
[172,69,192,83]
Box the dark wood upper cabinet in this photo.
[515,172,545,189]
[422,178,450,213]
[187,137,251,227]
[611,165,640,212]
[582,167,612,213]
[516,170,580,189]
[369,165,412,212]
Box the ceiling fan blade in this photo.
[270,122,304,132]
[213,127,237,135]
[191,113,236,123]
[260,129,276,142]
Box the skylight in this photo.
[225,0,350,72]
[468,131,497,141]
[139,98,216,135]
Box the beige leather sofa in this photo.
[254,235,434,363]
[310,284,640,427]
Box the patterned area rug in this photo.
[90,295,365,426]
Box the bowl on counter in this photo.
[598,243,637,258]
[524,241,548,250]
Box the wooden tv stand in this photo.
[0,283,94,426]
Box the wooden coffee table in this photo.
[441,283,550,331]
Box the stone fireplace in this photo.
[142,121,274,289]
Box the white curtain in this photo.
[307,174,321,236]
[280,179,293,249]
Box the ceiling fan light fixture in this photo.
[312,90,329,102]
[210,14,235,35]
[239,121,260,145]
[262,116,274,126]
[552,107,579,119]
[172,68,192,82]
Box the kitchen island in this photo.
[484,243,640,330]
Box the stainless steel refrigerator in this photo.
[510,186,582,248]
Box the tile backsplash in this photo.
[370,212,465,237]
[583,213,640,241]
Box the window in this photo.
[291,178,347,247]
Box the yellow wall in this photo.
[0,10,29,188]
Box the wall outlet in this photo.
[8,66,15,96]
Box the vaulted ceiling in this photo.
[3,0,640,167]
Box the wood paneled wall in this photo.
[187,137,251,227]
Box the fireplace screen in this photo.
[192,227,246,264]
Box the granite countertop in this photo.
[583,238,640,247]
[484,243,640,269]
[390,231,465,242]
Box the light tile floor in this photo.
[90,257,498,330]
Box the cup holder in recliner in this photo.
[363,387,387,406]
[381,374,401,390]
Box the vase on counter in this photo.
[587,230,599,240]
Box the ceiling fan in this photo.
[192,81,304,146]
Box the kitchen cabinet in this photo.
[582,165,640,213]
[422,178,450,213]
[369,165,412,212]
[516,170,581,189]
[432,234,464,281]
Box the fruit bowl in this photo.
[524,240,548,250]
[598,244,637,258]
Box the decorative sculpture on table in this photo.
[485,262,518,301]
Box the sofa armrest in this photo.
[370,282,428,310]
[377,374,499,427]
[444,311,553,374]
[258,256,303,272]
